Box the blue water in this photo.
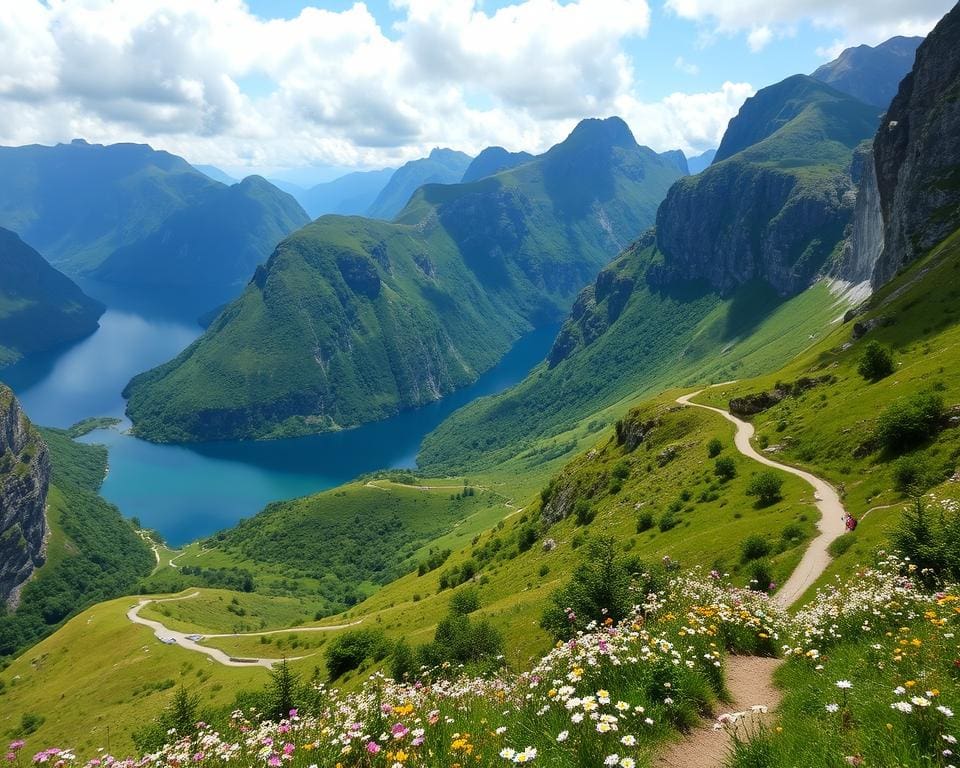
[1,282,556,546]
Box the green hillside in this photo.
[418,75,879,481]
[0,228,104,367]
[123,118,684,442]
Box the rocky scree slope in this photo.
[0,385,49,609]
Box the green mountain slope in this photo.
[0,228,104,367]
[92,176,309,289]
[297,168,395,218]
[123,117,684,442]
[419,76,879,478]
[367,148,472,220]
[460,147,534,183]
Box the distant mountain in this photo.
[295,168,396,219]
[192,164,238,185]
[686,149,716,174]
[657,149,690,175]
[92,176,308,289]
[0,228,103,367]
[366,148,473,220]
[812,36,922,109]
[0,140,309,293]
[419,74,881,476]
[461,147,535,183]
[123,117,685,442]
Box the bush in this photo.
[636,510,655,533]
[540,537,667,640]
[892,497,960,587]
[858,341,895,382]
[19,712,44,735]
[741,534,771,562]
[658,510,679,532]
[715,456,737,481]
[391,639,417,681]
[325,629,388,680]
[875,392,945,454]
[707,438,723,458]
[417,612,504,672]
[449,586,481,615]
[517,526,538,552]
[746,472,784,506]
[892,453,940,494]
[574,499,596,526]
[748,560,774,593]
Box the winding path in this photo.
[675,390,847,607]
[654,389,850,768]
[127,592,360,669]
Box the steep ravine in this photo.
[0,385,49,609]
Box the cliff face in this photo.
[871,5,960,286]
[836,142,885,285]
[0,386,49,609]
[649,75,879,297]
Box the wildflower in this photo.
[911,697,932,708]
[836,680,853,690]
[604,755,620,766]
[556,731,568,743]
[892,702,914,714]
[366,742,381,754]
[826,704,839,713]
[499,748,517,760]
[894,686,906,695]
[620,759,636,768]
[513,747,537,763]
[496,727,507,735]
[620,735,636,746]
[939,707,955,718]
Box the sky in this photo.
[0,0,953,184]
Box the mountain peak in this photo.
[565,116,637,149]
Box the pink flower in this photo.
[9,743,25,752]
[267,756,281,767]
[365,742,381,754]
[391,724,409,739]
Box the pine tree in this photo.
[166,685,199,736]
[267,658,300,720]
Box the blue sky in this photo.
[0,0,953,181]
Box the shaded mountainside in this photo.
[812,36,922,109]
[0,386,49,609]
[419,74,881,477]
[0,140,308,293]
[0,228,104,368]
[295,168,396,219]
[870,5,960,286]
[461,147,535,183]
[123,117,684,442]
[686,149,716,174]
[93,176,309,289]
[367,148,472,220]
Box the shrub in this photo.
[746,472,784,506]
[417,612,504,672]
[707,437,723,457]
[658,510,679,532]
[517,525,538,552]
[541,537,659,640]
[325,628,388,680]
[574,499,596,526]
[858,341,895,382]
[875,392,945,454]
[391,638,417,681]
[715,456,737,481]
[893,453,936,494]
[19,712,45,735]
[780,523,806,543]
[741,534,771,562]
[892,497,960,587]
[449,586,481,615]
[748,560,774,593]
[636,510,655,532]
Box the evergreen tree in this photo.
[267,658,300,720]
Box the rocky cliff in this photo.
[0,385,49,609]
[651,75,879,297]
[836,141,885,285]
[870,5,960,286]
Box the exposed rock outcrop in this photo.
[836,141,885,285]
[0,385,49,609]
[871,5,960,286]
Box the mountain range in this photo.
[122,118,685,442]
[0,140,308,292]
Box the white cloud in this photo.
[747,25,773,52]
[0,0,746,171]
[674,56,700,75]
[666,0,953,52]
